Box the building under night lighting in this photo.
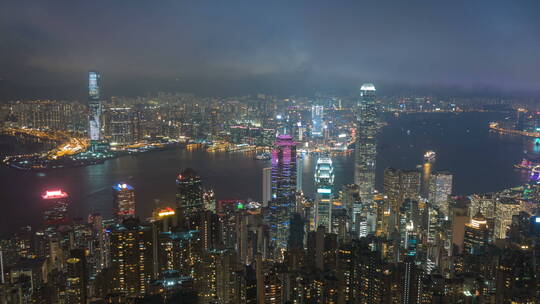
[270,134,297,254]
[88,71,103,141]
[41,189,69,227]
[113,183,135,221]
[176,168,204,216]
[354,83,378,203]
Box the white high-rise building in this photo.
[314,156,334,232]
[428,171,453,217]
[88,71,102,141]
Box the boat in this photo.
[255,153,271,160]
[424,150,436,162]
[514,158,533,169]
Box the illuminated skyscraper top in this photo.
[88,71,102,141]
[354,83,378,202]
[113,183,136,221]
[88,71,101,101]
[42,189,69,227]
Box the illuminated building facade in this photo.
[463,212,490,254]
[113,183,135,221]
[270,134,297,253]
[311,105,324,137]
[110,218,154,297]
[65,249,87,304]
[176,168,204,216]
[383,168,421,232]
[104,107,135,145]
[88,71,102,141]
[428,171,452,217]
[314,156,334,232]
[41,189,69,227]
[354,83,378,203]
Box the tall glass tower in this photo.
[270,134,297,254]
[311,105,324,137]
[354,83,377,203]
[88,71,102,141]
[112,183,135,221]
[176,168,204,215]
[314,156,334,232]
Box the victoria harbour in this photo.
[0,111,533,234]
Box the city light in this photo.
[158,207,176,217]
[42,189,68,199]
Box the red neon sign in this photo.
[42,190,68,199]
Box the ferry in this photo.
[514,158,534,170]
[424,150,436,162]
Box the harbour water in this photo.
[0,112,537,234]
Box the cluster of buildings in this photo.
[0,83,540,303]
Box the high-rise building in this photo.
[105,107,135,145]
[428,171,452,217]
[270,134,297,254]
[65,249,87,304]
[421,150,436,198]
[113,183,135,221]
[383,168,421,231]
[296,155,303,193]
[463,212,490,254]
[493,198,521,239]
[341,184,361,234]
[311,105,324,137]
[262,167,272,207]
[314,156,334,232]
[110,218,154,297]
[288,213,305,251]
[354,83,378,203]
[176,168,204,216]
[88,71,102,141]
[41,189,69,227]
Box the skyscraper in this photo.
[270,134,297,253]
[112,183,135,221]
[110,218,154,297]
[421,150,436,198]
[105,107,135,145]
[65,249,87,304]
[314,156,334,232]
[428,171,453,217]
[176,168,204,216]
[41,189,69,227]
[311,105,324,137]
[262,167,272,207]
[88,71,102,141]
[354,83,377,203]
[296,155,303,193]
[383,168,421,232]
[463,212,490,254]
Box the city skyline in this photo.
[2,2,540,303]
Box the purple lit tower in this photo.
[270,134,297,254]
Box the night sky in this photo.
[1,1,540,99]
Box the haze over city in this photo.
[2,1,540,99]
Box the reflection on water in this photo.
[0,112,536,233]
